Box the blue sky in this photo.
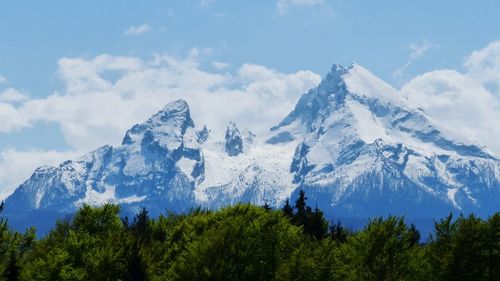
[1,0,500,198]
[2,0,500,94]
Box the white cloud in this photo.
[0,102,30,132]
[212,60,229,70]
[0,75,7,84]
[124,23,151,36]
[0,88,30,103]
[277,0,324,15]
[0,149,81,200]
[3,41,500,198]
[393,41,439,79]
[0,52,319,147]
[0,51,320,197]
[200,0,214,7]
[401,40,500,155]
[57,54,144,93]
[464,40,500,93]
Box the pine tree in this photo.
[486,213,500,280]
[295,190,307,217]
[131,208,151,244]
[293,190,308,227]
[408,223,421,246]
[263,202,272,212]
[126,243,148,281]
[282,199,294,218]
[330,220,347,243]
[122,216,130,228]
[4,252,20,281]
[448,214,488,281]
[307,206,328,240]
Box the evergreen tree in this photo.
[282,199,294,218]
[485,213,500,280]
[408,223,421,246]
[306,206,328,240]
[295,190,307,216]
[3,198,500,280]
[293,190,309,228]
[1,202,35,281]
[4,251,20,281]
[451,215,487,280]
[121,216,130,229]
[428,214,488,281]
[330,220,348,243]
[126,243,148,281]
[263,202,272,212]
[427,214,457,281]
[130,208,152,244]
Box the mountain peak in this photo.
[151,99,191,124]
[321,63,407,105]
[225,121,243,156]
[317,63,349,91]
[122,99,194,146]
[272,63,352,132]
[342,64,408,105]
[5,64,500,235]
[329,63,350,75]
[273,63,410,133]
[160,99,189,113]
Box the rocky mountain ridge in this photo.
[4,64,500,232]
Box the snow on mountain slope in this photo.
[4,63,500,229]
[197,127,298,207]
[5,100,298,217]
[270,64,500,217]
[6,100,202,215]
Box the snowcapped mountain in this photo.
[4,63,500,230]
[6,100,201,216]
[270,64,500,218]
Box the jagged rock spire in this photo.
[225,121,243,156]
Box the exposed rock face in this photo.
[224,122,243,156]
[269,64,500,218]
[6,100,203,216]
[5,64,500,232]
[196,125,209,144]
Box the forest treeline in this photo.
[1,191,500,281]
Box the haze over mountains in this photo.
[4,64,500,232]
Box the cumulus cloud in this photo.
[464,41,500,93]
[0,50,321,197]
[401,40,500,155]
[0,75,7,84]
[0,51,320,151]
[277,0,325,15]
[212,60,229,70]
[5,40,500,199]
[124,23,151,36]
[0,102,31,132]
[0,149,81,200]
[0,88,30,103]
